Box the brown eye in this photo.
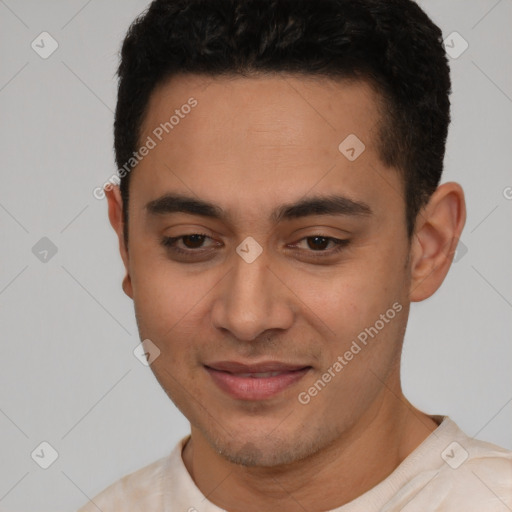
[306,236,330,251]
[181,234,207,249]
[288,236,351,261]
[161,233,215,254]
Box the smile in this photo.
[204,362,312,400]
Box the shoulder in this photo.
[401,422,512,511]
[76,451,173,511]
[447,435,512,506]
[378,417,512,512]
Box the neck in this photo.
[181,388,438,512]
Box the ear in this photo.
[105,184,133,299]
[409,182,466,302]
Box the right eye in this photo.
[161,233,221,256]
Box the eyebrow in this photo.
[145,192,373,223]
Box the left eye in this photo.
[291,236,349,252]
[161,233,214,251]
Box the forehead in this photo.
[131,73,401,229]
[142,72,382,151]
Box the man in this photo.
[79,0,512,510]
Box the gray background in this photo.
[0,0,511,510]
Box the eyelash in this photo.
[160,233,350,259]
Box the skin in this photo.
[106,73,466,511]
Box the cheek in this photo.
[129,253,221,361]
[129,243,197,327]
[285,253,405,337]
[133,278,202,342]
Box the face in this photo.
[121,73,414,466]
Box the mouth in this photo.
[204,361,312,400]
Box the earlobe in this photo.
[105,184,133,299]
[122,273,133,299]
[409,182,466,302]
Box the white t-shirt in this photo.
[77,416,512,511]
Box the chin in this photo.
[219,444,300,467]
[206,429,322,468]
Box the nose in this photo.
[210,247,295,342]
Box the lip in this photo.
[205,361,311,400]
[206,361,309,373]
